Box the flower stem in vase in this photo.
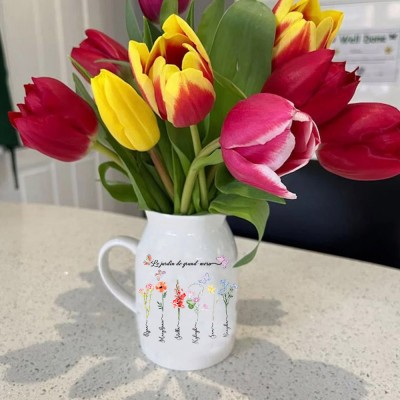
[175,308,182,340]
[209,291,217,339]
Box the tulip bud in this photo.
[129,14,215,128]
[263,49,360,125]
[91,69,160,151]
[220,93,320,199]
[71,29,129,80]
[138,0,190,23]
[272,0,343,69]
[317,103,400,180]
[8,78,98,162]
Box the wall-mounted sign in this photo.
[331,30,400,83]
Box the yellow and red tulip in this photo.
[91,69,160,151]
[272,0,343,69]
[129,14,215,128]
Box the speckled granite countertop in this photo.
[0,202,399,400]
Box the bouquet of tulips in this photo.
[8,0,400,266]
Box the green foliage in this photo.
[207,0,276,142]
[125,0,142,41]
[160,0,178,26]
[186,0,195,28]
[98,161,138,202]
[197,0,226,52]
[209,193,270,267]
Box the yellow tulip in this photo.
[91,69,160,151]
[272,0,343,69]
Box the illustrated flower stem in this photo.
[190,125,208,210]
[91,141,123,169]
[149,148,174,201]
[180,138,221,214]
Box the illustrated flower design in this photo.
[220,93,320,200]
[155,281,167,293]
[207,285,216,294]
[155,280,168,343]
[272,0,343,69]
[138,0,190,23]
[198,273,211,285]
[143,254,152,266]
[91,69,160,151]
[317,103,400,180]
[71,29,129,80]
[218,279,238,337]
[9,78,98,162]
[173,280,186,340]
[129,14,215,127]
[155,269,166,281]
[263,49,360,126]
[138,283,154,337]
[216,256,229,268]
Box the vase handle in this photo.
[98,236,138,313]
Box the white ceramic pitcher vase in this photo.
[98,211,238,371]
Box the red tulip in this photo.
[138,0,190,23]
[317,103,400,180]
[220,93,320,199]
[263,49,360,125]
[8,77,98,161]
[71,29,128,80]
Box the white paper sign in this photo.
[331,30,400,83]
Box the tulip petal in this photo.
[316,17,333,49]
[291,0,318,15]
[273,20,316,69]
[220,94,295,149]
[263,49,334,107]
[163,68,215,127]
[14,115,91,161]
[321,10,344,46]
[276,11,304,39]
[237,128,296,171]
[92,70,159,151]
[273,0,294,23]
[320,103,400,143]
[223,148,297,199]
[84,29,128,60]
[182,43,213,82]
[129,41,159,115]
[162,14,211,67]
[276,113,319,175]
[301,81,359,125]
[317,143,400,180]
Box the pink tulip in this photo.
[138,0,190,23]
[263,49,360,125]
[317,103,400,180]
[220,93,320,199]
[8,77,98,162]
[71,29,128,80]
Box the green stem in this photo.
[91,141,123,169]
[149,148,174,201]
[206,165,218,189]
[180,138,221,214]
[190,125,208,211]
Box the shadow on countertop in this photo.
[0,267,367,400]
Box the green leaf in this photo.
[165,122,194,174]
[210,0,275,96]
[186,0,195,28]
[172,149,185,213]
[156,119,173,178]
[70,57,93,82]
[192,149,223,171]
[197,0,226,52]
[125,0,142,41]
[215,165,286,204]
[160,0,178,26]
[98,161,138,202]
[162,291,167,299]
[209,193,270,267]
[206,0,275,142]
[213,70,247,100]
[73,73,96,110]
[143,18,154,49]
